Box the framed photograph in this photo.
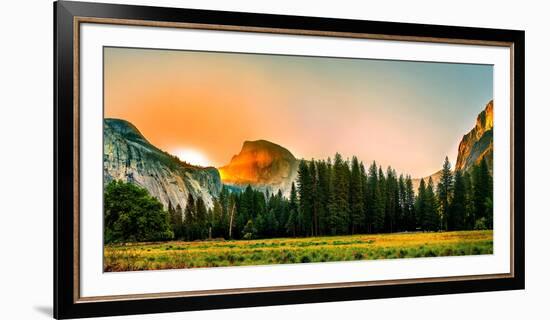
[54,0,524,318]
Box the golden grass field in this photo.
[104,230,493,272]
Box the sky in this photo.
[104,46,493,178]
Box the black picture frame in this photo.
[54,1,525,318]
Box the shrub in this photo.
[474,217,488,230]
[242,220,257,240]
[104,180,174,243]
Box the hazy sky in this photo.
[104,47,493,177]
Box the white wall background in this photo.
[0,0,546,319]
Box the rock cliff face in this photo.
[218,140,299,196]
[412,100,493,190]
[455,100,493,172]
[103,119,222,213]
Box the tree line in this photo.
[104,154,493,243]
[168,154,493,241]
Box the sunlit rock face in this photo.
[412,100,493,191]
[218,140,299,196]
[455,100,493,172]
[103,118,222,215]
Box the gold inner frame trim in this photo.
[72,16,516,304]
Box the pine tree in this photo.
[264,208,278,238]
[253,190,267,220]
[195,196,208,239]
[236,185,255,236]
[175,204,184,237]
[384,167,398,233]
[397,174,406,232]
[360,162,369,234]
[415,178,427,230]
[365,162,379,233]
[449,170,466,230]
[286,182,299,236]
[437,156,454,231]
[167,200,180,238]
[349,156,364,234]
[405,175,416,231]
[273,190,287,236]
[463,171,475,229]
[168,200,175,226]
[328,153,350,234]
[183,194,196,240]
[373,167,386,232]
[424,177,440,231]
[211,199,223,238]
[219,185,229,212]
[297,160,313,236]
[326,159,337,235]
[316,160,331,235]
[472,159,493,229]
[308,160,320,236]
[217,186,230,238]
[483,158,493,228]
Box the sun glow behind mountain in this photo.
[173,148,210,167]
[104,47,493,177]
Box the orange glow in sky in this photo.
[172,148,210,167]
[104,47,492,177]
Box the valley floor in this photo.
[103,230,493,272]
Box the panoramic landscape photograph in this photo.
[103,47,494,272]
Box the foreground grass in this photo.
[104,230,493,272]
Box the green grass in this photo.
[103,230,493,272]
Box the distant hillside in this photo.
[412,170,442,193]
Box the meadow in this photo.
[103,230,493,272]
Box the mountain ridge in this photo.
[218,139,299,196]
[103,118,222,214]
[104,99,494,210]
[455,100,493,172]
[412,100,494,190]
